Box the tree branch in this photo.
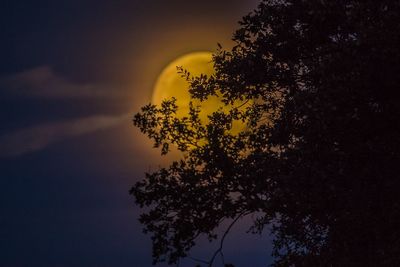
[208,211,252,267]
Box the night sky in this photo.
[0,1,272,266]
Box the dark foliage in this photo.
[131,0,400,266]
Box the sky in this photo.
[0,1,272,266]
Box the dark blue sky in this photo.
[0,1,272,266]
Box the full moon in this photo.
[152,52,215,119]
[152,52,246,132]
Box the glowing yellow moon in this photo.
[152,52,215,118]
[152,52,246,134]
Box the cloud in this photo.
[0,66,125,98]
[0,114,130,158]
[0,66,137,158]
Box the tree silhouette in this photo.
[132,0,400,266]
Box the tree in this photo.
[131,0,400,266]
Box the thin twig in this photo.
[234,99,251,109]
[208,211,251,267]
[219,250,225,266]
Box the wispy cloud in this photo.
[0,66,125,98]
[0,114,130,158]
[0,66,136,158]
